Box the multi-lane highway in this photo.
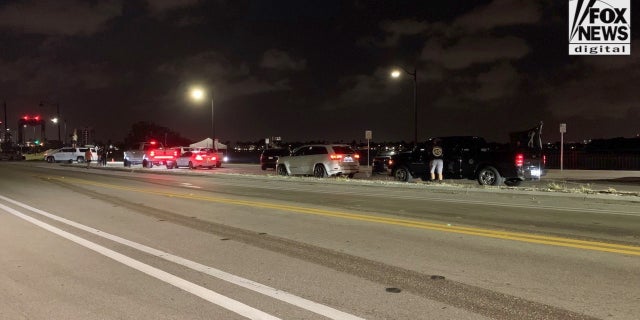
[1,162,639,319]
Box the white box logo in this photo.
[569,0,631,55]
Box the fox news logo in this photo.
[569,0,631,55]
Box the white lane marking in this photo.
[0,195,365,320]
[0,201,279,320]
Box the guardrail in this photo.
[545,152,640,170]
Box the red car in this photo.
[174,151,217,169]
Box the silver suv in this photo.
[45,147,98,163]
[276,144,360,178]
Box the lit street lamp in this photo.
[51,117,67,146]
[390,67,418,144]
[40,101,61,143]
[189,87,215,144]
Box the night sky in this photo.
[1,0,638,145]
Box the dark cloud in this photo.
[260,49,307,71]
[453,0,542,30]
[0,1,120,35]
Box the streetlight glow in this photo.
[51,117,58,124]
[389,67,418,144]
[190,88,205,101]
[188,86,215,142]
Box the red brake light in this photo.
[150,150,155,157]
[211,156,217,161]
[354,154,360,159]
[195,154,203,160]
[515,154,524,167]
[23,115,28,120]
[543,155,547,165]
[173,150,178,157]
[150,141,157,145]
[330,154,343,160]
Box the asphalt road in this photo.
[1,162,639,319]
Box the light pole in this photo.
[40,101,61,143]
[391,67,418,144]
[51,117,67,146]
[190,87,215,146]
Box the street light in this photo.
[189,87,215,144]
[51,117,67,146]
[390,67,418,144]
[39,101,61,144]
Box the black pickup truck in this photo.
[388,125,545,186]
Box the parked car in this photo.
[388,134,545,186]
[371,149,399,174]
[174,151,217,169]
[191,147,224,168]
[260,148,290,170]
[45,147,98,163]
[123,141,176,168]
[276,144,360,178]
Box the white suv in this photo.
[276,144,360,178]
[45,147,98,163]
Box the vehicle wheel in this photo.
[347,173,355,178]
[261,164,267,170]
[46,156,54,163]
[77,156,85,163]
[313,164,328,178]
[68,159,73,164]
[124,159,130,167]
[277,164,288,176]
[393,166,412,182]
[504,179,523,187]
[142,159,149,168]
[188,161,195,169]
[166,162,174,169]
[477,166,503,186]
[216,162,222,168]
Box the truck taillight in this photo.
[515,153,524,167]
[150,150,155,157]
[173,150,178,157]
[211,156,217,161]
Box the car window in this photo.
[183,151,192,157]
[61,148,75,152]
[264,149,287,156]
[309,146,328,155]
[79,148,87,152]
[292,147,308,156]
[331,146,355,154]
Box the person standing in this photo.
[85,148,93,168]
[100,147,108,166]
[429,138,444,181]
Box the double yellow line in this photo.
[49,176,640,256]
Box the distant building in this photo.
[77,127,95,146]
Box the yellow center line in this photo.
[47,176,640,256]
